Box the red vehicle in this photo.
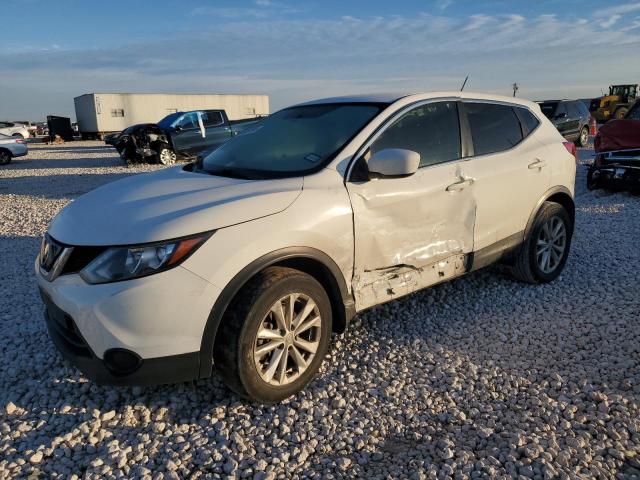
[588,101,640,190]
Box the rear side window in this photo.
[516,107,540,135]
[465,103,523,156]
[370,101,461,168]
[202,111,224,127]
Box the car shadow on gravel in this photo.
[0,173,147,199]
[3,157,124,171]
[31,147,115,154]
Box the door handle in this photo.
[446,176,475,192]
[528,158,547,170]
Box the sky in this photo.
[1,0,640,120]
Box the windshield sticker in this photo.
[305,153,321,163]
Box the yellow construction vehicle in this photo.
[589,84,638,122]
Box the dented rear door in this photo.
[346,100,476,311]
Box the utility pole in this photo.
[512,82,519,97]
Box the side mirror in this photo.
[173,125,182,132]
[555,112,567,120]
[367,148,420,178]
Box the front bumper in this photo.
[8,144,28,157]
[42,289,199,385]
[36,258,222,386]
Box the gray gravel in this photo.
[1,141,639,479]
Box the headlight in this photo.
[80,232,212,284]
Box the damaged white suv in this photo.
[37,92,576,403]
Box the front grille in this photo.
[61,246,107,275]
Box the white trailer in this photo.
[74,93,269,139]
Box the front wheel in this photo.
[0,150,11,165]
[511,202,573,284]
[156,144,177,165]
[214,267,332,403]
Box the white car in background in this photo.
[36,92,577,403]
[0,133,28,164]
[0,121,30,139]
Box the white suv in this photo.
[36,92,576,403]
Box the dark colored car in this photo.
[588,101,640,191]
[537,100,591,147]
[109,110,263,165]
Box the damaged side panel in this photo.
[348,161,476,310]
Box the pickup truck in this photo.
[110,109,263,165]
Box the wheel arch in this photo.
[525,186,575,239]
[197,247,355,379]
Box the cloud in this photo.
[437,0,453,10]
[593,2,640,17]
[2,8,640,117]
[600,14,622,28]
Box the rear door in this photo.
[565,102,582,138]
[347,100,476,310]
[460,102,550,250]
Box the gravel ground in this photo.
[0,141,639,479]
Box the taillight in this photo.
[563,141,577,162]
[589,116,598,136]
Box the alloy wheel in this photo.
[159,149,176,165]
[580,128,588,146]
[253,293,322,386]
[536,216,567,274]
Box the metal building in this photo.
[74,93,269,139]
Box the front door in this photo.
[347,100,476,311]
[170,112,202,155]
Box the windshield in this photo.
[539,102,558,119]
[627,103,640,120]
[610,85,635,97]
[199,103,384,179]
[157,112,184,129]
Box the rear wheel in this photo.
[511,202,572,284]
[214,267,332,403]
[576,126,589,147]
[614,107,628,120]
[0,150,11,165]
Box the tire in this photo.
[214,266,333,403]
[586,165,599,191]
[614,107,628,120]
[511,202,573,284]
[0,150,11,165]
[575,126,589,148]
[156,144,177,165]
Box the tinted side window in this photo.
[567,102,581,118]
[466,103,523,155]
[176,113,198,129]
[202,111,224,127]
[516,107,540,135]
[371,101,461,168]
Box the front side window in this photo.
[200,103,384,179]
[466,103,524,156]
[176,112,198,130]
[370,101,461,168]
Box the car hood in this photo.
[595,119,640,153]
[49,166,303,246]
